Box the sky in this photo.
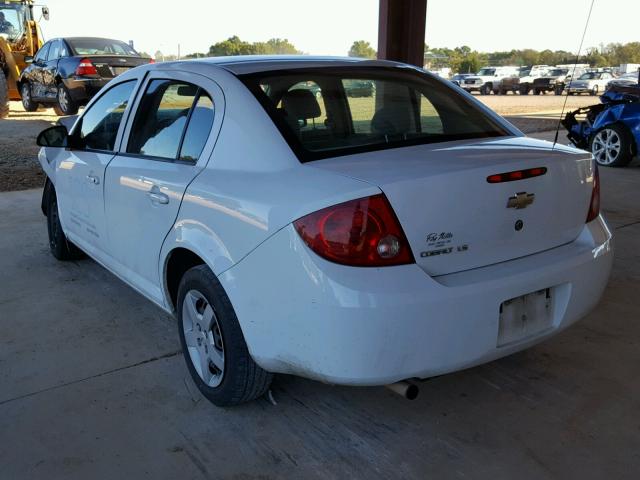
[37,0,639,58]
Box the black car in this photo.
[18,37,152,115]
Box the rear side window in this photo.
[179,94,214,162]
[76,81,135,151]
[127,79,213,162]
[243,67,507,162]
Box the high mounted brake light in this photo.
[293,194,414,267]
[487,167,547,183]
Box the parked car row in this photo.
[454,64,631,96]
[18,36,152,115]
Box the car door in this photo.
[29,42,50,100]
[55,79,139,259]
[103,70,222,304]
[42,39,61,98]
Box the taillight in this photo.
[148,58,155,64]
[293,194,414,267]
[586,162,600,223]
[75,58,98,76]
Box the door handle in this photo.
[86,174,100,185]
[148,191,169,205]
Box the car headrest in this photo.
[282,89,321,120]
[371,106,413,136]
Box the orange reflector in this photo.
[487,167,547,183]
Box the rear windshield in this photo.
[67,38,138,56]
[241,67,508,162]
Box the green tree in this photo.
[208,36,254,56]
[348,40,376,59]
[253,38,300,55]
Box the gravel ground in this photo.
[0,102,60,192]
[0,94,601,192]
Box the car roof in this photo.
[158,55,411,75]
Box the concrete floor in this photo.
[1,133,639,479]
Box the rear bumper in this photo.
[220,216,613,386]
[64,78,110,104]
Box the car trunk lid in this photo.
[310,137,594,276]
[82,55,150,78]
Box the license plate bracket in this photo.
[498,288,553,347]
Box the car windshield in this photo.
[242,67,508,162]
[477,68,495,76]
[0,4,26,42]
[66,38,139,56]
[549,69,568,76]
[579,72,601,80]
[519,69,531,77]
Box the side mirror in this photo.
[24,55,33,64]
[42,6,50,21]
[37,125,68,148]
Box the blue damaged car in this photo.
[563,83,640,167]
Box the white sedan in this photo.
[567,71,615,95]
[36,56,613,406]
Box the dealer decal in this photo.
[422,232,468,257]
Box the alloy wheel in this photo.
[182,289,225,387]
[58,86,69,113]
[22,84,32,107]
[592,128,621,165]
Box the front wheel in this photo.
[46,191,85,260]
[590,125,634,167]
[21,82,39,112]
[53,83,78,116]
[554,86,564,95]
[590,85,599,96]
[177,265,273,406]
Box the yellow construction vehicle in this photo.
[0,0,47,118]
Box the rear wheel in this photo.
[0,73,9,119]
[590,124,634,167]
[177,265,273,406]
[590,85,599,96]
[46,191,85,260]
[20,82,38,112]
[519,85,530,95]
[53,83,78,116]
[554,86,564,95]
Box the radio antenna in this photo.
[553,0,596,148]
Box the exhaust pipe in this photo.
[385,381,419,400]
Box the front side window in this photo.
[34,43,50,63]
[47,40,61,61]
[244,68,507,161]
[127,79,213,162]
[76,81,135,151]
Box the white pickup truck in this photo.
[461,66,520,95]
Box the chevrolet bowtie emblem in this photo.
[507,192,535,209]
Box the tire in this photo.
[177,265,273,407]
[46,190,85,260]
[53,83,78,116]
[590,85,599,96]
[590,124,634,167]
[0,73,9,119]
[519,85,530,95]
[20,82,39,112]
[534,89,542,95]
[554,86,563,95]
[480,84,492,95]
